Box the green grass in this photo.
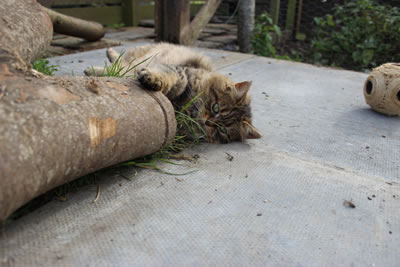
[120,92,205,172]
[32,58,59,76]
[95,51,153,78]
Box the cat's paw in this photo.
[84,66,104,77]
[137,68,163,91]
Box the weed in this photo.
[32,58,59,76]
[99,51,152,78]
[252,12,281,57]
[121,92,206,172]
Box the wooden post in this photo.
[155,0,190,44]
[270,0,280,25]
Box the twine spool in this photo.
[364,63,400,116]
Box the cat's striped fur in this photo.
[86,43,262,143]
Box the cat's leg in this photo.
[106,48,120,63]
[137,64,188,99]
[84,66,104,76]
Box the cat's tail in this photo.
[107,48,120,63]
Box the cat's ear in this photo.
[235,81,252,104]
[242,120,263,139]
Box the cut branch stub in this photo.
[43,7,105,42]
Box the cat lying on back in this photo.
[85,43,262,144]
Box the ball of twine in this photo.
[364,63,400,116]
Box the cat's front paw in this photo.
[137,68,163,91]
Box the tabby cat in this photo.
[85,43,262,143]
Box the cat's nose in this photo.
[205,120,216,127]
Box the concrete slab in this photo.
[1,46,399,266]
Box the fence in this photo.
[38,0,205,26]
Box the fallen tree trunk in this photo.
[0,74,176,222]
[43,6,105,41]
[0,0,176,222]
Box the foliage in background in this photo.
[32,58,59,76]
[252,12,281,57]
[311,0,400,70]
[252,12,303,62]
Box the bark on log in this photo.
[238,0,255,53]
[181,0,222,46]
[43,6,105,42]
[0,74,176,222]
[0,0,176,222]
[0,0,53,65]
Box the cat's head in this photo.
[199,74,262,144]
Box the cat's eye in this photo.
[212,103,219,114]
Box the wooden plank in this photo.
[39,0,121,7]
[181,0,222,45]
[122,0,154,27]
[135,1,154,23]
[53,6,122,26]
[122,0,137,26]
[269,0,280,25]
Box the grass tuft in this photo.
[32,58,59,76]
[98,51,152,78]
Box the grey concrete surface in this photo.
[1,45,399,266]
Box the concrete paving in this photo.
[1,45,399,266]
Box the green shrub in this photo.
[311,0,400,70]
[252,12,281,57]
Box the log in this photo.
[0,75,176,222]
[43,6,105,41]
[0,0,53,66]
[0,0,176,222]
[237,0,255,53]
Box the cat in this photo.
[85,43,262,144]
